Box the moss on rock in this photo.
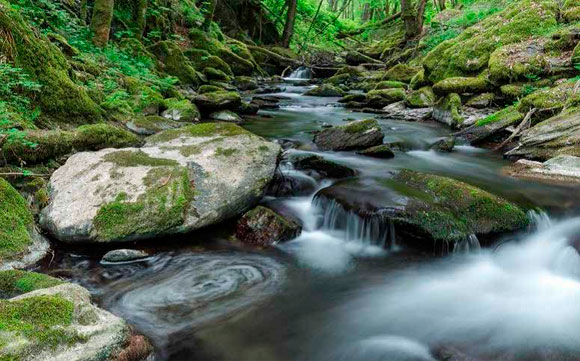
[433,93,464,127]
[422,0,559,82]
[433,76,489,96]
[1,124,141,165]
[0,178,35,263]
[304,84,345,97]
[162,98,200,122]
[0,2,101,124]
[203,67,231,82]
[148,40,201,86]
[383,64,422,83]
[373,81,407,90]
[406,86,436,108]
[0,271,63,298]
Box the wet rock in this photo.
[382,101,433,121]
[366,88,406,108]
[237,101,260,115]
[251,95,281,109]
[102,249,149,263]
[338,93,367,103]
[357,144,395,158]
[456,106,523,144]
[209,110,243,123]
[294,155,357,178]
[254,86,286,94]
[433,93,463,127]
[203,67,231,82]
[0,281,137,360]
[267,171,317,197]
[321,122,333,128]
[236,206,302,246]
[40,123,280,243]
[162,98,201,122]
[506,110,580,161]
[373,80,407,90]
[504,156,580,184]
[430,136,456,152]
[304,84,345,97]
[194,91,241,112]
[316,170,528,250]
[127,115,184,136]
[314,119,384,151]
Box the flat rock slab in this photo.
[40,123,280,243]
[504,156,580,184]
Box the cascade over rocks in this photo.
[40,123,280,243]
[316,170,528,250]
[314,119,384,151]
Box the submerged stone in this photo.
[314,119,384,151]
[357,144,395,158]
[102,249,149,263]
[236,206,302,246]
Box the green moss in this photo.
[383,64,422,83]
[325,73,350,85]
[1,124,140,165]
[0,271,63,298]
[147,122,251,144]
[186,51,233,76]
[148,40,201,86]
[406,86,435,108]
[366,88,406,103]
[435,93,464,126]
[422,0,559,82]
[409,68,429,90]
[215,147,237,157]
[304,84,345,97]
[517,82,574,114]
[0,3,101,124]
[163,98,200,122]
[432,76,489,95]
[198,85,224,94]
[488,39,550,82]
[373,81,407,90]
[476,106,523,126]
[93,166,193,242]
[394,169,528,241]
[189,29,254,75]
[0,294,83,357]
[0,179,34,263]
[203,67,231,82]
[103,150,178,167]
[342,118,379,134]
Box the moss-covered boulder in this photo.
[0,179,49,270]
[304,84,345,97]
[40,123,280,243]
[465,93,495,109]
[194,91,242,112]
[506,110,580,160]
[517,81,574,116]
[316,170,529,250]
[314,119,384,151]
[198,85,225,94]
[433,93,464,127]
[405,87,436,108]
[162,98,200,122]
[186,50,234,77]
[203,67,232,82]
[383,64,422,83]
[422,0,559,82]
[433,77,489,96]
[0,2,101,124]
[338,94,367,103]
[148,40,201,86]
[189,29,255,75]
[325,73,351,86]
[0,270,62,298]
[366,88,406,108]
[235,76,258,91]
[236,206,302,246]
[0,281,145,360]
[209,110,243,123]
[489,39,550,82]
[410,68,429,90]
[1,124,141,165]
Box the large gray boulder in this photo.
[314,119,384,151]
[0,281,141,361]
[40,123,280,243]
[504,156,580,184]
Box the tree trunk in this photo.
[361,3,370,21]
[80,0,88,24]
[401,0,419,40]
[134,0,148,39]
[385,0,390,15]
[416,0,428,34]
[90,0,114,47]
[439,0,446,11]
[281,0,297,47]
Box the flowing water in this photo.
[42,85,580,360]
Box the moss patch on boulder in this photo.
[0,270,63,298]
[0,179,36,264]
[304,84,345,97]
[384,64,422,83]
[433,76,489,96]
[148,40,201,86]
[406,87,436,108]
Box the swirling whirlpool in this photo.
[97,252,284,345]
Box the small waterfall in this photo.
[453,234,481,253]
[313,196,397,250]
[286,66,312,80]
[527,209,552,231]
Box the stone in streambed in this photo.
[357,144,395,158]
[316,170,528,250]
[365,88,406,108]
[338,93,366,103]
[294,155,357,178]
[40,123,280,243]
[209,110,243,123]
[304,84,345,97]
[503,156,580,184]
[236,206,302,246]
[162,98,200,122]
[126,115,184,136]
[456,106,523,144]
[194,91,241,112]
[102,249,149,263]
[433,93,464,127]
[405,87,435,108]
[430,137,456,152]
[314,119,384,151]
